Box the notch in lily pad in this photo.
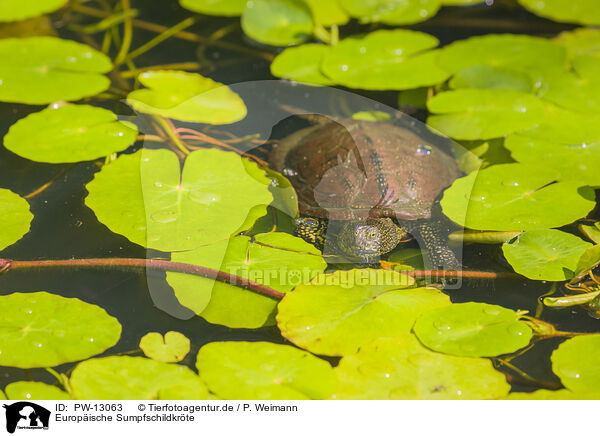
[139,331,190,363]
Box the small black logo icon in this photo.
[3,402,50,433]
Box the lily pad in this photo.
[570,244,600,283]
[427,89,545,140]
[338,0,441,25]
[333,335,510,399]
[85,148,272,252]
[0,37,112,104]
[179,0,247,16]
[304,0,349,26]
[127,70,246,123]
[0,0,67,22]
[70,356,209,399]
[441,0,484,4]
[504,389,600,399]
[4,105,138,163]
[270,44,334,86]
[413,302,533,357]
[0,291,121,368]
[5,381,70,400]
[502,230,592,281]
[551,335,600,392]
[277,269,450,356]
[139,331,190,363]
[196,341,336,399]
[449,65,534,92]
[321,30,449,90]
[168,232,326,328]
[0,189,32,251]
[241,0,313,46]
[518,0,600,25]
[541,58,600,114]
[555,28,600,58]
[440,163,596,231]
[580,223,600,244]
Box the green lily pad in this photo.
[570,244,600,283]
[277,269,450,356]
[241,0,313,46]
[580,223,600,244]
[449,65,534,92]
[333,335,510,399]
[427,89,545,140]
[270,44,334,86]
[413,302,533,357]
[321,30,449,90]
[0,37,111,104]
[179,0,247,16]
[70,356,209,399]
[4,105,138,163]
[196,341,336,399]
[85,148,272,251]
[440,163,596,231]
[502,229,592,281]
[338,0,441,25]
[0,0,67,22]
[139,331,190,363]
[518,0,600,25]
[352,111,391,121]
[0,291,121,368]
[0,189,32,251]
[127,70,246,124]
[551,335,600,392]
[304,0,349,26]
[441,0,484,4]
[168,232,326,328]
[555,28,600,58]
[541,58,600,114]
[5,381,70,400]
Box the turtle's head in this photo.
[338,218,405,259]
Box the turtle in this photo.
[269,116,462,271]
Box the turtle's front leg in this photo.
[294,217,328,251]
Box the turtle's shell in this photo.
[271,119,461,221]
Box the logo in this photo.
[3,402,50,433]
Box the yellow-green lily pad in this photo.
[0,37,111,104]
[504,389,600,399]
[321,30,449,90]
[196,341,336,399]
[0,0,67,22]
[271,44,334,86]
[5,381,70,400]
[127,70,247,124]
[555,28,600,58]
[241,0,313,46]
[304,0,349,26]
[518,0,600,25]
[277,269,450,356]
[441,163,596,231]
[449,65,534,92]
[0,291,121,368]
[338,0,441,25]
[333,335,510,399]
[427,89,545,140]
[413,302,533,357]
[85,148,272,252]
[0,189,32,251]
[139,331,190,363]
[502,229,592,281]
[168,232,326,328]
[4,105,138,163]
[70,356,209,399]
[179,0,247,16]
[570,244,600,283]
[551,335,600,392]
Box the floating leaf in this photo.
[441,163,596,231]
[321,30,449,90]
[541,58,600,114]
[518,0,600,25]
[277,269,450,356]
[0,189,32,251]
[4,105,138,163]
[504,389,600,399]
[127,70,246,124]
[333,335,510,399]
[449,65,533,92]
[570,244,600,283]
[338,0,441,25]
[168,232,326,328]
[179,0,247,16]
[580,223,600,244]
[241,0,313,46]
[351,111,391,121]
[70,356,209,399]
[551,335,600,392]
[270,44,334,86]
[304,0,349,26]
[5,382,70,400]
[502,230,592,281]
[555,28,600,58]
[85,148,272,251]
[441,0,484,4]
[0,37,111,104]
[449,230,522,245]
[0,0,67,22]
[139,331,190,363]
[387,248,425,271]
[196,341,336,399]
[414,302,532,357]
[427,89,545,140]
[0,292,121,368]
